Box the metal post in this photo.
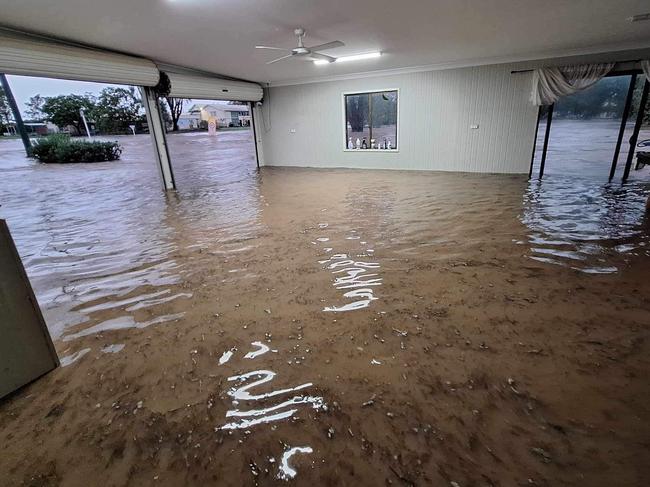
[249,102,260,169]
[609,73,637,181]
[622,79,649,182]
[79,108,92,140]
[528,105,542,179]
[538,103,554,179]
[0,74,32,156]
[140,86,176,191]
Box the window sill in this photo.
[343,149,399,153]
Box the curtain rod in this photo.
[511,59,643,74]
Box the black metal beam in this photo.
[609,73,637,180]
[0,74,32,157]
[538,104,554,179]
[528,106,543,179]
[622,79,649,182]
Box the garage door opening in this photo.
[530,73,650,182]
[162,97,258,190]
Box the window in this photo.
[344,90,398,150]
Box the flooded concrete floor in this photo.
[1,130,650,486]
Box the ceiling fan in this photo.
[256,28,344,65]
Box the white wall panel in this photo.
[259,63,538,173]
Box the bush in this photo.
[32,134,122,163]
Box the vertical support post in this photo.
[622,79,649,182]
[538,103,554,179]
[528,105,542,179]
[609,73,637,181]
[0,74,32,157]
[140,86,175,191]
[249,102,260,169]
[251,103,265,167]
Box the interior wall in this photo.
[259,63,538,173]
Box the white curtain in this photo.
[641,60,650,81]
[531,62,615,106]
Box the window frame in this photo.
[341,88,400,152]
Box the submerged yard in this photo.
[0,126,649,486]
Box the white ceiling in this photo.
[1,0,650,85]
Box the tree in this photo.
[346,94,368,132]
[554,76,629,119]
[0,87,13,132]
[164,97,185,131]
[92,87,143,134]
[630,79,650,126]
[41,94,96,135]
[25,94,46,121]
[158,99,172,127]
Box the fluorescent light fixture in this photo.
[314,52,381,65]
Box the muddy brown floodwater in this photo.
[1,129,650,487]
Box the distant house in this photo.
[5,121,59,135]
[178,102,251,130]
[177,111,202,130]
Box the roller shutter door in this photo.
[166,72,263,102]
[0,31,159,86]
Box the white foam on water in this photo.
[244,341,276,359]
[218,369,325,430]
[221,408,297,430]
[226,370,313,401]
[278,446,313,481]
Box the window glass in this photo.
[345,94,370,148]
[370,91,398,149]
[345,90,397,150]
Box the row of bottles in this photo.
[348,137,393,150]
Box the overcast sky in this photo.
[7,75,118,116]
[5,74,235,117]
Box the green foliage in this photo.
[346,91,397,132]
[555,76,650,123]
[32,134,122,163]
[0,86,13,132]
[41,94,95,134]
[92,87,144,134]
[25,94,46,121]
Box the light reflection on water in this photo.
[521,175,650,273]
[0,131,261,339]
[1,129,649,342]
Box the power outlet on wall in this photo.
[290,128,296,133]
[470,124,479,129]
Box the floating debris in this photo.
[219,350,234,365]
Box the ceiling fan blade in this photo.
[306,40,344,51]
[308,52,336,63]
[266,53,295,65]
[255,45,291,51]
